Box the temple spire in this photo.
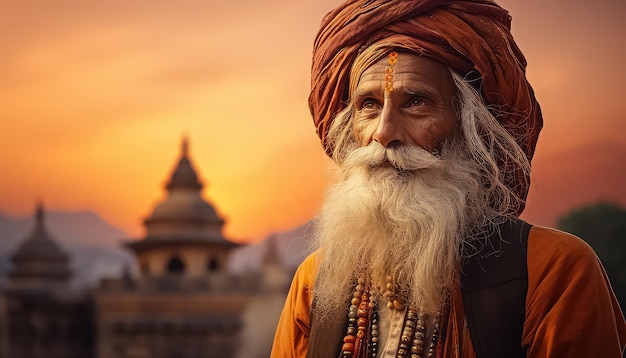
[181,134,189,158]
[35,199,45,228]
[165,134,203,191]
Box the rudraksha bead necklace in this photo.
[340,278,445,358]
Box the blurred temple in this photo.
[1,202,93,358]
[0,137,300,358]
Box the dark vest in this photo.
[307,218,531,358]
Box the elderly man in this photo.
[271,0,626,357]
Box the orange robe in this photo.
[270,226,626,357]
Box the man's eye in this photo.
[361,99,380,111]
[363,101,375,109]
[409,97,426,107]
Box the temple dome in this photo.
[141,137,228,243]
[127,136,238,280]
[148,191,221,223]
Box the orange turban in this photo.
[309,0,543,206]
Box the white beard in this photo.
[312,140,488,319]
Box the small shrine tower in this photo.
[7,202,72,291]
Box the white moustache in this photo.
[344,141,445,172]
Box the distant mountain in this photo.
[522,141,626,227]
[0,210,129,251]
[0,210,136,288]
[0,209,314,289]
[229,222,315,274]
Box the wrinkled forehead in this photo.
[344,42,450,101]
[348,46,456,99]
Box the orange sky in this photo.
[1,1,625,243]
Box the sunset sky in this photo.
[1,0,625,243]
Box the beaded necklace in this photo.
[340,278,445,358]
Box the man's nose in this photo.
[372,105,405,148]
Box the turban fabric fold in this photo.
[309,0,543,207]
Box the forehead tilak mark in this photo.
[385,52,398,93]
